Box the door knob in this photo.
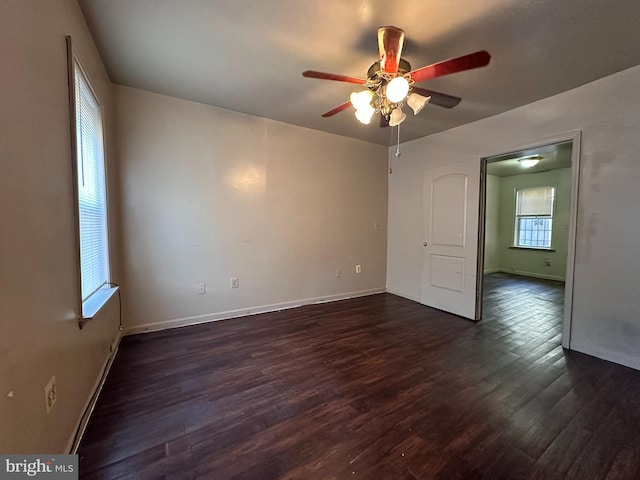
[423,242,428,247]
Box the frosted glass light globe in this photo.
[407,93,430,115]
[519,158,540,168]
[350,90,373,110]
[386,77,409,103]
[355,105,375,124]
[388,107,406,127]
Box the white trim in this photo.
[123,288,386,335]
[70,48,113,327]
[66,36,83,325]
[67,330,122,454]
[385,287,421,303]
[483,268,500,275]
[481,130,579,162]
[81,286,118,321]
[563,131,581,349]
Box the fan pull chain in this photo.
[395,124,401,158]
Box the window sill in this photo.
[81,286,119,324]
[509,246,556,252]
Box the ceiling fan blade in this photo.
[322,101,352,117]
[409,50,491,83]
[303,70,366,85]
[377,26,405,74]
[411,86,461,109]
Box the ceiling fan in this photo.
[303,26,491,127]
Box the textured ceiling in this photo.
[78,0,640,146]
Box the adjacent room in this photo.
[3,1,640,478]
[481,142,572,342]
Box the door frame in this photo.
[475,130,581,349]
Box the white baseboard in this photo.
[483,267,500,275]
[497,268,565,282]
[123,288,386,336]
[385,287,421,303]
[67,329,123,454]
[570,341,640,372]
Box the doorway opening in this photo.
[476,133,580,349]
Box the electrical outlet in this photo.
[336,269,342,278]
[196,283,206,295]
[355,265,362,274]
[44,376,56,414]
[544,257,551,267]
[230,277,239,288]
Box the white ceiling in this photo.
[78,0,640,146]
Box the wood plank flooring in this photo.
[78,274,640,479]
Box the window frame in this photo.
[512,185,556,250]
[67,36,116,327]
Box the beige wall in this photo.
[6,0,638,458]
[0,1,121,453]
[114,86,388,332]
[388,63,640,371]
[496,168,571,280]
[484,174,501,273]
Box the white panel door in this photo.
[421,160,480,319]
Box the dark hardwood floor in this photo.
[78,274,640,479]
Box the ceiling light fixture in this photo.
[304,26,492,135]
[518,155,542,168]
[350,74,414,127]
[350,90,373,110]
[407,93,430,115]
[354,105,375,124]
[350,90,376,124]
[388,107,406,127]
[386,76,410,103]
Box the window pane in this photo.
[75,63,109,301]
[517,217,552,248]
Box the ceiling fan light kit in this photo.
[302,25,491,132]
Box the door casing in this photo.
[476,131,582,348]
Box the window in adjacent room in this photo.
[73,61,110,306]
[513,186,555,249]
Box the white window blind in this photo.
[515,186,555,216]
[75,63,109,301]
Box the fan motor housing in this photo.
[367,58,412,81]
